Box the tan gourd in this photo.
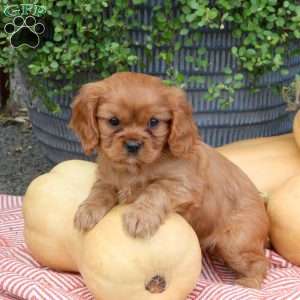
[23,160,202,300]
[267,174,300,265]
[218,134,300,194]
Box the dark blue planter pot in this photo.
[27,5,300,163]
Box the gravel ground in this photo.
[0,121,52,195]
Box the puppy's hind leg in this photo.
[222,249,268,288]
[234,252,268,288]
[216,225,269,288]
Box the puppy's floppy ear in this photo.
[69,82,103,155]
[166,87,199,158]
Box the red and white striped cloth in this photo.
[0,194,300,300]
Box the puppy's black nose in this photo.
[124,140,143,154]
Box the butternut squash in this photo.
[218,133,300,194]
[218,111,300,194]
[267,174,300,265]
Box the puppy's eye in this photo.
[148,117,159,128]
[108,117,120,127]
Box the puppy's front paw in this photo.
[122,207,162,238]
[74,201,108,232]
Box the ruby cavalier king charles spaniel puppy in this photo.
[70,72,269,289]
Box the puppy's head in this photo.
[69,72,198,167]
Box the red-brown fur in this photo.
[69,72,269,288]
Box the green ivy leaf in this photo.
[223,67,232,75]
[180,28,189,35]
[234,73,244,81]
[231,47,238,56]
[280,69,289,76]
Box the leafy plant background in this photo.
[1,0,300,111]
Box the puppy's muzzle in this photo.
[124,139,143,155]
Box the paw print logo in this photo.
[4,16,45,48]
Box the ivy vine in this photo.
[1,0,300,111]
